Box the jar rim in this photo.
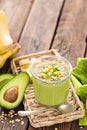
[30,55,72,84]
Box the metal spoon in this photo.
[18,103,76,116]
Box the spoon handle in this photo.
[18,110,41,116]
[18,108,57,116]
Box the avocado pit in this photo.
[4,86,18,103]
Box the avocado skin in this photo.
[0,73,14,89]
[0,72,29,109]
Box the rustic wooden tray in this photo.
[11,49,85,128]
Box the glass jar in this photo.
[30,55,72,106]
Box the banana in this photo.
[0,43,21,68]
[19,59,30,68]
[0,46,10,55]
[0,11,13,46]
[0,11,21,68]
[9,43,21,57]
[0,50,12,68]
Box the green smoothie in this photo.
[31,55,72,106]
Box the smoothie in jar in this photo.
[30,55,72,106]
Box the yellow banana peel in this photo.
[0,43,21,68]
[8,43,21,58]
[0,11,13,47]
[0,50,12,68]
[0,46,10,55]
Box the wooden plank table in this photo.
[0,0,87,130]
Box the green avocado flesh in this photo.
[0,72,29,109]
[0,73,14,89]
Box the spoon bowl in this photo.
[18,103,76,116]
[57,103,76,114]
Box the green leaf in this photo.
[79,115,87,126]
[71,75,87,103]
[70,74,82,94]
[79,100,87,126]
[72,58,87,84]
[77,85,87,103]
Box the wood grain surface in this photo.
[52,0,87,67]
[18,0,64,55]
[0,0,34,41]
[0,0,87,130]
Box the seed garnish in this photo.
[37,64,67,81]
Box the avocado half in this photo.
[0,73,14,89]
[0,72,29,109]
